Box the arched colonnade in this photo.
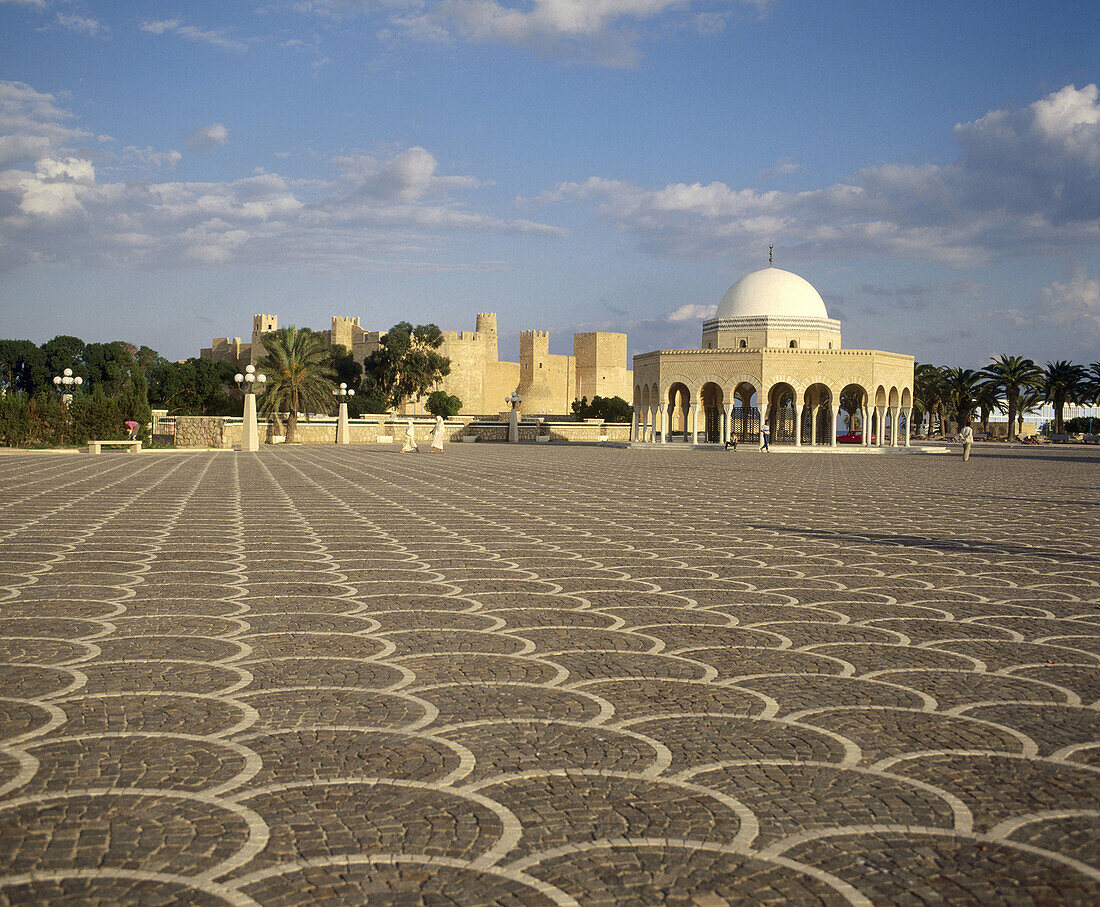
[632,378,914,447]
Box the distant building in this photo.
[632,265,915,446]
[201,312,632,416]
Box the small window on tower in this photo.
[790,340,798,348]
[739,340,746,348]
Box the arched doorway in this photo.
[768,383,797,445]
[667,383,691,441]
[731,382,759,444]
[802,383,832,445]
[701,382,723,443]
[838,384,866,442]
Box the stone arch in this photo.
[730,379,761,444]
[767,381,798,445]
[889,386,900,408]
[838,383,868,440]
[700,381,724,443]
[802,382,833,445]
[666,381,692,439]
[901,387,913,409]
[875,385,888,407]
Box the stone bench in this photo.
[88,440,142,454]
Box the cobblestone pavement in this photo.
[1,444,1098,905]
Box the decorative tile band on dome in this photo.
[701,315,842,332]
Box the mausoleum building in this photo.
[632,265,915,446]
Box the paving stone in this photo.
[1,444,1099,903]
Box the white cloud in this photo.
[667,303,716,321]
[1040,264,1100,334]
[759,156,802,179]
[540,84,1100,265]
[187,123,229,152]
[56,13,104,35]
[120,146,182,168]
[141,19,248,51]
[0,81,90,167]
[299,0,767,66]
[0,85,563,271]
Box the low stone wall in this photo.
[174,417,226,448]
[174,414,628,446]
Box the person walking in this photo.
[760,417,770,451]
[430,415,446,453]
[400,419,419,453]
[959,423,974,462]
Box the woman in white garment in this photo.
[430,415,446,453]
[400,419,418,453]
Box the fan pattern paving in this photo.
[1,445,1098,905]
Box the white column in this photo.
[877,407,886,446]
[336,401,350,445]
[648,406,656,442]
[631,410,639,442]
[691,403,700,445]
[831,405,840,447]
[904,408,912,446]
[890,407,899,447]
[794,404,803,447]
[862,406,870,446]
[661,404,669,444]
[242,392,260,452]
[722,403,732,445]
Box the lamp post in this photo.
[506,392,523,443]
[333,382,355,444]
[52,368,84,405]
[234,363,267,451]
[52,368,84,446]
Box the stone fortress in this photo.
[202,312,632,416]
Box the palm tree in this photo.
[914,363,947,437]
[981,354,1042,441]
[1017,385,1044,438]
[1043,360,1086,435]
[257,326,336,443]
[1084,362,1100,405]
[943,367,983,429]
[975,383,999,435]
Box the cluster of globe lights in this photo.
[52,368,83,390]
[234,363,267,392]
[333,383,355,399]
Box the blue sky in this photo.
[1,0,1098,368]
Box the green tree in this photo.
[914,363,948,437]
[1017,385,1044,438]
[975,383,999,435]
[1043,360,1086,435]
[981,354,1042,441]
[943,367,983,429]
[330,344,363,394]
[83,341,133,396]
[257,326,336,443]
[150,358,237,415]
[0,340,46,394]
[118,369,152,441]
[838,388,864,432]
[41,335,87,387]
[571,395,633,422]
[362,322,450,412]
[426,391,462,418]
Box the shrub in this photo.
[426,391,462,418]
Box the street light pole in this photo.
[333,383,355,444]
[234,364,267,451]
[52,368,84,446]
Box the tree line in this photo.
[915,356,1100,439]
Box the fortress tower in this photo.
[517,330,557,414]
[475,312,498,362]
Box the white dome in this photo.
[715,267,828,320]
